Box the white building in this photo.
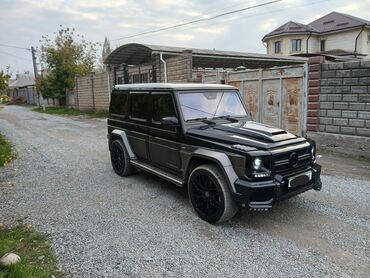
[262,12,370,59]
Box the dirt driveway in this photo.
[0,105,369,277]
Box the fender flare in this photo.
[187,149,238,193]
[111,129,136,159]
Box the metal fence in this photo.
[226,65,308,136]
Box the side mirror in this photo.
[161,116,179,126]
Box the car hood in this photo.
[186,121,307,150]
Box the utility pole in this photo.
[31,46,44,110]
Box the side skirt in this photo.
[130,160,184,187]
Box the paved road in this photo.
[0,106,369,277]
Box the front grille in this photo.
[273,148,311,176]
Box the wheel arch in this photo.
[109,129,136,159]
[109,133,121,149]
[185,149,238,193]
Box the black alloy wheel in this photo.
[188,164,238,223]
[110,140,135,177]
[191,172,223,219]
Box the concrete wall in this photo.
[319,60,370,137]
[72,51,193,111]
[75,72,110,111]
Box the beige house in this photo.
[262,12,370,59]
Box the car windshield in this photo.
[178,91,248,121]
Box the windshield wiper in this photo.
[212,115,239,122]
[187,117,215,124]
[187,117,207,122]
[187,117,216,129]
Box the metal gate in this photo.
[227,65,308,136]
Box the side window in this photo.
[152,93,176,123]
[320,40,326,52]
[130,92,149,121]
[110,91,127,116]
[292,39,301,52]
[274,41,281,54]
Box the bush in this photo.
[0,95,10,104]
[7,96,26,105]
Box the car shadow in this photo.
[128,170,317,228]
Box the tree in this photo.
[38,26,98,99]
[0,66,11,94]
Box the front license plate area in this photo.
[288,171,312,188]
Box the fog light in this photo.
[253,172,270,178]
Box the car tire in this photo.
[110,139,135,177]
[188,164,238,224]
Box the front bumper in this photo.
[232,164,322,210]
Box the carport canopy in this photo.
[104,43,308,69]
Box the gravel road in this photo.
[0,105,369,277]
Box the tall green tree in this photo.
[0,66,11,94]
[38,26,98,99]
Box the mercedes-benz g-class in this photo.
[107,83,322,223]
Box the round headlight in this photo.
[253,157,262,171]
[311,145,316,161]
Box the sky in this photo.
[0,0,369,77]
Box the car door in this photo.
[148,91,182,171]
[127,91,149,161]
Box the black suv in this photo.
[108,83,322,223]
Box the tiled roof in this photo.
[309,11,369,33]
[263,11,369,40]
[263,21,318,40]
[9,74,35,88]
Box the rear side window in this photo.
[130,92,149,120]
[152,93,176,123]
[110,91,128,116]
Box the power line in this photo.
[118,0,270,41]
[0,50,32,61]
[0,43,30,51]
[117,0,333,43]
[110,0,282,42]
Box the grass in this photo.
[358,156,370,165]
[0,133,13,167]
[32,107,108,118]
[0,226,61,277]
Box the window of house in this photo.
[130,92,149,120]
[152,93,176,123]
[274,41,281,53]
[292,39,301,52]
[109,91,128,116]
[320,40,326,52]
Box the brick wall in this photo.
[156,50,193,82]
[319,60,370,137]
[307,56,325,132]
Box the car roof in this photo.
[114,83,236,91]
